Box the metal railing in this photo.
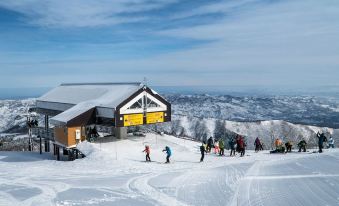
[31,127,54,141]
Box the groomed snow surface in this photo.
[0,134,339,206]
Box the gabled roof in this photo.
[37,82,143,126]
[38,82,142,109]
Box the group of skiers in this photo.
[142,131,335,163]
[198,135,247,162]
[270,131,335,154]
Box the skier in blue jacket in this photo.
[162,146,172,163]
[328,136,335,148]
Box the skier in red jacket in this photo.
[143,145,151,162]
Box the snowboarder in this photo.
[207,137,213,153]
[254,137,261,152]
[228,138,236,156]
[328,136,335,148]
[237,136,245,157]
[200,142,206,162]
[214,140,220,154]
[317,132,327,153]
[297,139,307,152]
[285,141,292,153]
[143,145,151,162]
[219,139,225,156]
[162,146,172,163]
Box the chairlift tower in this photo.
[25,112,38,152]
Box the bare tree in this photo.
[190,119,208,141]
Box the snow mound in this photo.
[76,141,110,161]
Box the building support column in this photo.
[28,138,32,151]
[39,135,42,154]
[44,115,50,152]
[56,146,60,161]
[53,144,56,155]
[115,127,127,139]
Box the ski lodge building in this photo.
[31,82,171,160]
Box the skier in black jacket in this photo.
[317,132,327,153]
[207,137,213,153]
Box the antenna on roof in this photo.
[143,77,148,89]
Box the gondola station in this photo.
[31,82,171,160]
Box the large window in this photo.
[146,96,160,108]
[128,98,143,109]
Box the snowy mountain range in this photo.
[0,95,338,148]
[164,94,339,128]
[161,94,339,148]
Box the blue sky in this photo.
[0,0,338,88]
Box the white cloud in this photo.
[0,0,176,27]
[1,0,339,87]
[169,0,256,20]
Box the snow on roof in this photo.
[50,102,94,125]
[38,82,142,108]
[39,82,142,125]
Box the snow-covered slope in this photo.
[0,133,338,206]
[0,99,35,133]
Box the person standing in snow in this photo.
[214,140,220,154]
[328,136,335,148]
[207,137,213,153]
[237,136,245,157]
[254,137,261,152]
[285,141,293,153]
[200,142,206,162]
[143,145,151,162]
[298,139,307,152]
[228,138,236,156]
[162,146,172,163]
[219,139,225,156]
[203,141,207,152]
[317,132,327,153]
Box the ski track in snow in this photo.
[1,134,339,206]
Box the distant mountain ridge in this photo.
[0,95,338,149]
[164,94,339,128]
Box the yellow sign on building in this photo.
[147,112,164,124]
[123,113,144,126]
